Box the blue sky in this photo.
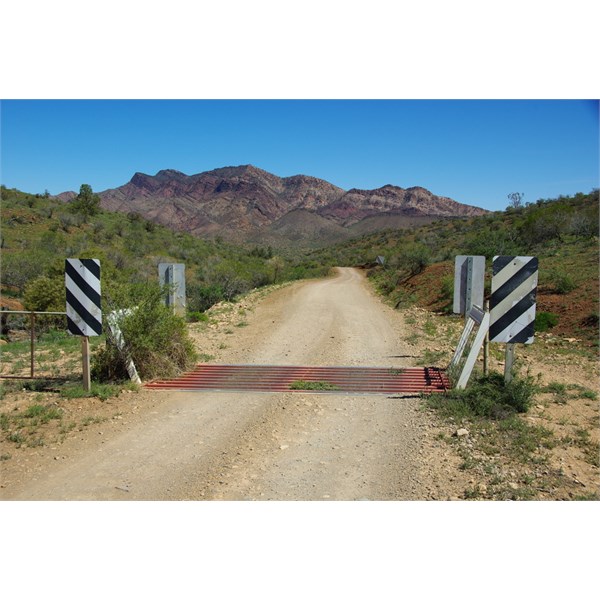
[1,99,598,212]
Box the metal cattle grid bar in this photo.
[145,364,449,394]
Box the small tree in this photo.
[69,184,101,217]
[507,192,524,210]
[267,255,285,283]
[394,242,431,279]
[1,251,49,293]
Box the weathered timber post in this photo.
[82,336,91,391]
[30,312,35,378]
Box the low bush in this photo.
[22,276,64,312]
[187,311,209,323]
[92,282,198,381]
[394,242,431,278]
[535,311,559,332]
[187,283,225,313]
[550,271,577,294]
[427,372,539,420]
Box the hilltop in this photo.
[56,165,488,247]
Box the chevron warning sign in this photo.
[489,256,538,344]
[65,259,102,336]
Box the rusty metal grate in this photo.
[145,364,449,394]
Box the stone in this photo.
[456,428,469,437]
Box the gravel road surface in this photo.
[5,268,438,500]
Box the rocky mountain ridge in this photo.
[57,164,488,246]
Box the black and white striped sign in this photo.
[490,256,538,344]
[65,259,102,336]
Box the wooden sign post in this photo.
[65,259,102,392]
[82,336,91,391]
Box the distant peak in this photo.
[129,169,188,188]
[156,169,187,177]
[203,164,272,179]
[130,171,151,183]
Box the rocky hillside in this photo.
[57,165,487,246]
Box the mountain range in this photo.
[57,165,488,246]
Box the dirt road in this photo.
[4,268,446,500]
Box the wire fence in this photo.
[0,310,72,380]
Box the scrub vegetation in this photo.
[1,184,329,381]
[303,189,599,347]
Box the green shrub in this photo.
[187,311,209,323]
[542,382,567,394]
[394,243,431,278]
[23,276,65,312]
[374,271,398,295]
[550,271,577,294]
[1,250,50,294]
[427,373,538,419]
[187,283,225,312]
[92,282,198,381]
[535,311,559,332]
[21,276,66,333]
